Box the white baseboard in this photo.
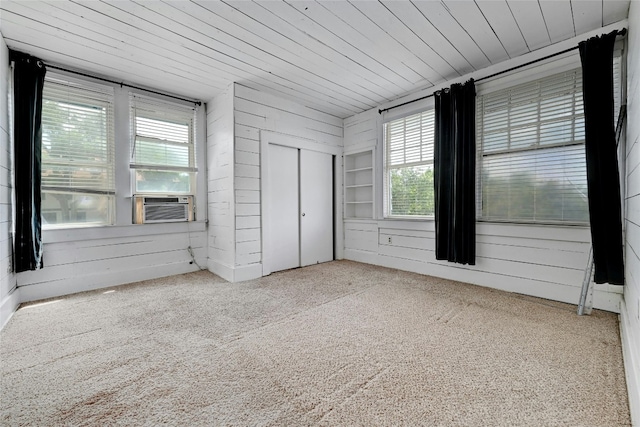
[208,259,262,283]
[0,287,21,331]
[620,298,640,426]
[233,263,262,282]
[208,259,235,282]
[19,262,201,303]
[343,249,622,312]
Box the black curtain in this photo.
[579,32,624,285]
[10,50,46,272]
[434,79,476,265]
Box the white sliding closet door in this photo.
[264,144,334,274]
[300,150,333,266]
[266,144,300,272]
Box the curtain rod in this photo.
[378,28,627,115]
[44,63,202,107]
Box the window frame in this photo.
[29,68,205,234]
[475,50,624,226]
[129,94,197,196]
[40,74,116,229]
[383,107,436,219]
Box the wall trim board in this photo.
[208,258,235,283]
[207,259,262,283]
[370,218,592,243]
[0,287,20,331]
[43,221,207,244]
[343,248,621,313]
[416,256,619,312]
[234,263,262,282]
[621,298,640,426]
[260,130,344,276]
[18,261,201,303]
[344,248,378,264]
[207,83,236,277]
[260,131,343,156]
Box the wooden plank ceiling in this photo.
[0,0,630,118]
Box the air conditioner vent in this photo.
[133,196,193,224]
[145,197,180,204]
[145,204,188,221]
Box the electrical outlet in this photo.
[388,236,392,244]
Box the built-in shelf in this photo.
[346,166,373,173]
[344,149,374,219]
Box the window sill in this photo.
[383,216,435,221]
[476,219,590,228]
[374,216,588,229]
[42,221,207,244]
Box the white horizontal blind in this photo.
[42,78,115,195]
[384,109,435,217]
[41,77,115,227]
[477,68,588,224]
[130,95,195,171]
[130,95,196,194]
[613,54,622,125]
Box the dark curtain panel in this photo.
[579,32,624,285]
[434,79,476,265]
[10,50,46,272]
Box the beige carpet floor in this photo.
[0,260,631,426]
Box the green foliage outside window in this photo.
[41,90,113,226]
[389,167,434,216]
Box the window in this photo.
[41,76,115,227]
[384,110,435,217]
[130,95,196,195]
[478,56,622,225]
[477,68,590,224]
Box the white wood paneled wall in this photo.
[233,83,343,277]
[207,84,236,280]
[343,108,622,313]
[209,83,344,281]
[0,34,18,329]
[622,1,640,423]
[16,223,207,303]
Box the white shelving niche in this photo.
[344,149,374,219]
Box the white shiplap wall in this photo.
[622,1,640,423]
[207,84,236,280]
[343,106,622,313]
[17,223,207,303]
[219,83,344,281]
[0,34,18,329]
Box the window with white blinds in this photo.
[478,68,588,223]
[384,109,435,217]
[130,95,196,194]
[478,58,622,224]
[41,77,115,227]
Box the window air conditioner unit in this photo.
[133,196,193,224]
